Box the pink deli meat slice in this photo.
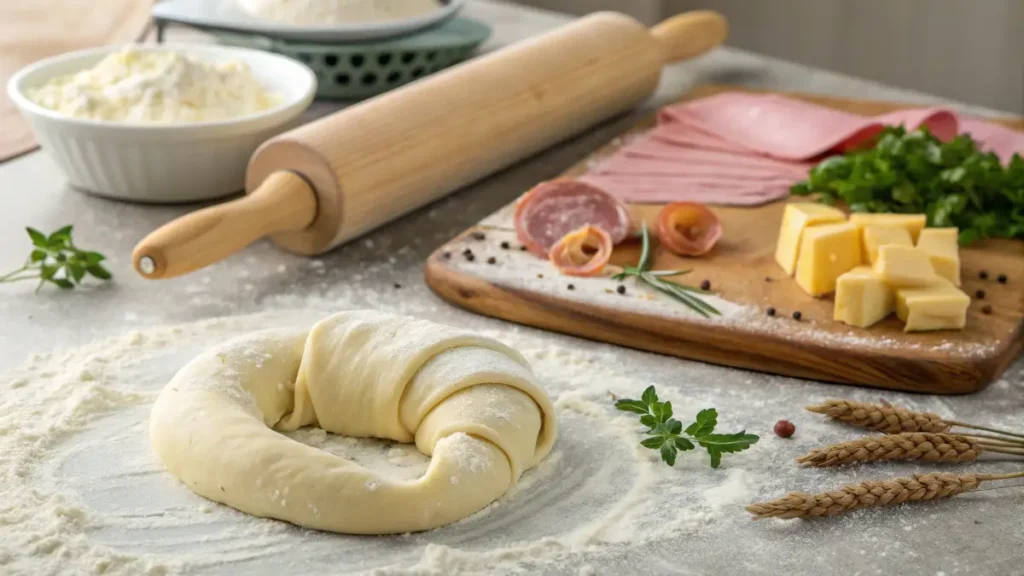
[579,174,792,206]
[590,155,799,180]
[958,118,1024,163]
[622,132,812,176]
[514,180,631,258]
[659,92,959,160]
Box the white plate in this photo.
[8,44,317,203]
[152,0,465,43]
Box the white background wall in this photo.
[510,0,1024,114]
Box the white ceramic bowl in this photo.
[8,43,316,203]
[152,0,466,43]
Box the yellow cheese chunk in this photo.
[834,266,895,328]
[874,245,938,288]
[861,225,913,265]
[774,203,847,276]
[916,227,961,286]
[896,279,970,332]
[795,222,861,296]
[850,213,927,242]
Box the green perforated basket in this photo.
[213,18,491,100]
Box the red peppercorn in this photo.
[774,420,796,439]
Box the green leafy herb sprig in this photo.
[611,224,720,318]
[615,386,759,468]
[791,125,1024,245]
[0,226,111,292]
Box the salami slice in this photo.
[514,180,630,257]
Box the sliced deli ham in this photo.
[514,180,630,257]
[548,225,613,277]
[658,92,958,160]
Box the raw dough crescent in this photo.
[150,310,557,534]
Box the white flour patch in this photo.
[2,308,1022,575]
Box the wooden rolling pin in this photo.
[133,10,728,279]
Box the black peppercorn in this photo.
[486,257,496,265]
[792,311,802,321]
[393,283,402,289]
[998,274,1008,284]
[500,241,510,250]
[465,253,475,262]
[470,231,486,241]
[976,289,986,299]
[700,280,711,290]
[982,305,993,315]
[766,307,776,317]
[519,245,528,251]
[616,285,626,295]
[537,273,544,279]
[979,270,989,280]
[567,284,576,291]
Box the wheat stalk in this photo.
[793,432,1024,467]
[797,433,980,467]
[747,472,1024,520]
[806,399,951,433]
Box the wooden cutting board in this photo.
[0,0,152,162]
[425,85,1024,394]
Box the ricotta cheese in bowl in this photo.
[8,44,316,202]
[27,48,279,124]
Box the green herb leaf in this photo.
[793,126,1024,244]
[612,224,719,317]
[637,224,652,273]
[26,227,47,247]
[2,225,111,292]
[640,385,657,405]
[696,432,760,469]
[660,443,677,466]
[87,264,112,280]
[674,437,695,451]
[614,399,649,414]
[685,408,718,438]
[615,386,759,468]
[68,263,86,283]
[640,437,664,450]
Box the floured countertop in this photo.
[1,1,1023,574]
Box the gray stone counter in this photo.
[1,1,1020,574]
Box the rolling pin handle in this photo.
[649,10,728,63]
[132,170,318,280]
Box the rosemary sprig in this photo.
[611,224,720,317]
[0,226,111,292]
[615,386,759,468]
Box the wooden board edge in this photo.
[425,248,1010,395]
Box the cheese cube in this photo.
[774,203,847,276]
[874,245,938,288]
[916,227,961,286]
[896,279,970,332]
[850,213,927,242]
[795,222,861,296]
[834,266,896,328]
[861,225,913,265]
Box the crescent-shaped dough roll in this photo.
[150,310,557,534]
